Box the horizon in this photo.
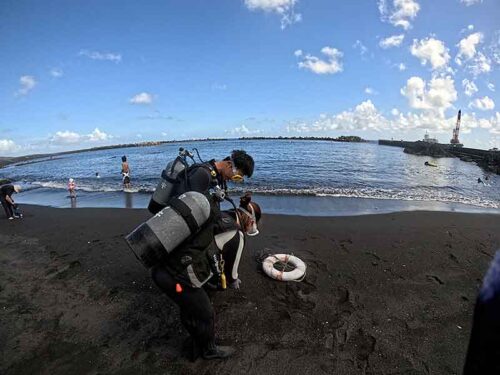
[1,0,499,156]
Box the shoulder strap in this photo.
[169,197,199,234]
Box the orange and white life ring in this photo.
[262,254,306,281]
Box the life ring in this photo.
[262,254,306,281]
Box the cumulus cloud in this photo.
[244,0,301,29]
[296,46,343,75]
[400,75,457,116]
[15,75,36,96]
[129,92,154,104]
[88,128,110,141]
[398,63,407,71]
[410,37,450,70]
[226,124,262,136]
[469,96,495,111]
[378,0,420,30]
[365,87,378,95]
[468,52,492,76]
[285,100,500,136]
[0,139,18,153]
[462,79,478,97]
[379,34,405,49]
[50,128,112,145]
[50,68,63,78]
[460,0,482,6]
[78,49,122,63]
[455,32,483,65]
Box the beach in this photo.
[1,205,499,374]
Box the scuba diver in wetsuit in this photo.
[148,149,255,360]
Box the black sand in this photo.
[1,205,499,374]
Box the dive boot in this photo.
[202,345,236,360]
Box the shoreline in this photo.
[1,206,499,374]
[12,188,500,216]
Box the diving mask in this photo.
[239,205,259,236]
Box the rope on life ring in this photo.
[262,254,306,282]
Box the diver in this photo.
[148,149,255,360]
[0,184,22,220]
[207,192,262,290]
[68,178,76,198]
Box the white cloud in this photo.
[410,37,450,70]
[78,49,122,63]
[50,68,63,78]
[460,0,482,6]
[211,83,227,91]
[227,124,262,136]
[50,128,112,145]
[469,96,495,111]
[487,82,495,92]
[462,79,478,97]
[296,46,343,75]
[400,75,457,116]
[379,34,405,49]
[468,52,492,76]
[285,100,500,136]
[244,0,301,29]
[378,0,420,30]
[0,139,18,153]
[365,87,378,95]
[129,92,154,104]
[353,40,368,56]
[51,130,82,145]
[88,128,110,142]
[294,49,303,57]
[398,62,407,71]
[455,32,483,65]
[15,75,36,96]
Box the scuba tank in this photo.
[148,150,190,214]
[126,191,211,268]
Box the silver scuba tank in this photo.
[148,156,187,214]
[126,191,212,268]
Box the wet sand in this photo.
[1,205,499,374]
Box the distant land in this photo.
[0,136,367,168]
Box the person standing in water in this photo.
[68,178,76,198]
[121,156,131,189]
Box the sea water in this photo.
[1,139,498,215]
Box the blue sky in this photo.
[0,0,499,155]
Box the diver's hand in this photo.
[229,279,241,289]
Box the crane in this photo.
[450,110,463,147]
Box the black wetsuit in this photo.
[150,161,223,356]
[0,184,15,218]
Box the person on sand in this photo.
[68,178,76,198]
[151,193,261,361]
[0,184,21,220]
[206,193,262,290]
[121,156,131,189]
[148,149,255,360]
[463,250,500,374]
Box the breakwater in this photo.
[379,140,500,174]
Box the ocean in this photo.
[1,139,499,216]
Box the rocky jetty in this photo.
[403,141,453,158]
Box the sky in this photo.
[0,0,499,156]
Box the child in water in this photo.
[68,178,76,198]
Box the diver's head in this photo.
[217,150,254,183]
[69,178,74,183]
[238,192,261,236]
[13,185,21,193]
[122,155,127,162]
